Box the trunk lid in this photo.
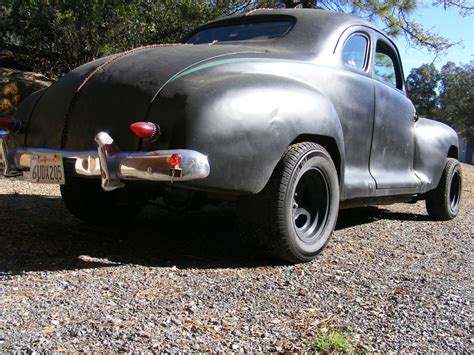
[26,44,264,150]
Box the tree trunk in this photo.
[282,0,316,8]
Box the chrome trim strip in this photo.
[0,131,210,191]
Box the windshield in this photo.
[185,21,293,44]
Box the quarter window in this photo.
[375,41,402,89]
[342,35,368,70]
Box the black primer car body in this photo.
[1,9,462,262]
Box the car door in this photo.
[369,36,421,189]
[325,28,377,200]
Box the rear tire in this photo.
[60,176,143,225]
[425,158,462,220]
[244,142,340,263]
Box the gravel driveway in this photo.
[1,165,472,352]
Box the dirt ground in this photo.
[0,164,472,352]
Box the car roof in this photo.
[190,8,380,57]
[209,8,373,29]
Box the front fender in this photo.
[414,117,459,191]
[145,72,344,194]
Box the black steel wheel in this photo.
[292,167,330,244]
[256,142,340,263]
[426,158,462,220]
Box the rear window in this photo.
[185,21,293,44]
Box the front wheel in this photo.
[255,142,340,263]
[425,158,462,220]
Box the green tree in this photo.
[406,63,440,118]
[1,0,471,77]
[437,61,474,138]
[0,0,223,77]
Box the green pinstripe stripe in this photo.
[170,57,312,82]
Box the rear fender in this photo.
[12,88,47,146]
[147,73,345,194]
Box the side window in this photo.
[375,40,402,89]
[342,34,368,70]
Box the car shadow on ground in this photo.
[336,206,432,230]
[0,194,432,274]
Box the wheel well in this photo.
[291,134,342,182]
[448,145,458,159]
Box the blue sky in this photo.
[392,3,473,77]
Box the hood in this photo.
[25,44,265,150]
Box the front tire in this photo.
[425,158,462,220]
[254,142,340,263]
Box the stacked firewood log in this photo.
[0,68,52,117]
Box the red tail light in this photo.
[0,117,22,132]
[130,122,160,140]
[169,154,182,168]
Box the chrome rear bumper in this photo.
[0,130,210,191]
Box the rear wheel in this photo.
[245,142,340,263]
[425,158,462,220]
[60,176,144,225]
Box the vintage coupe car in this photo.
[0,9,462,262]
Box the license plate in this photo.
[30,154,65,184]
